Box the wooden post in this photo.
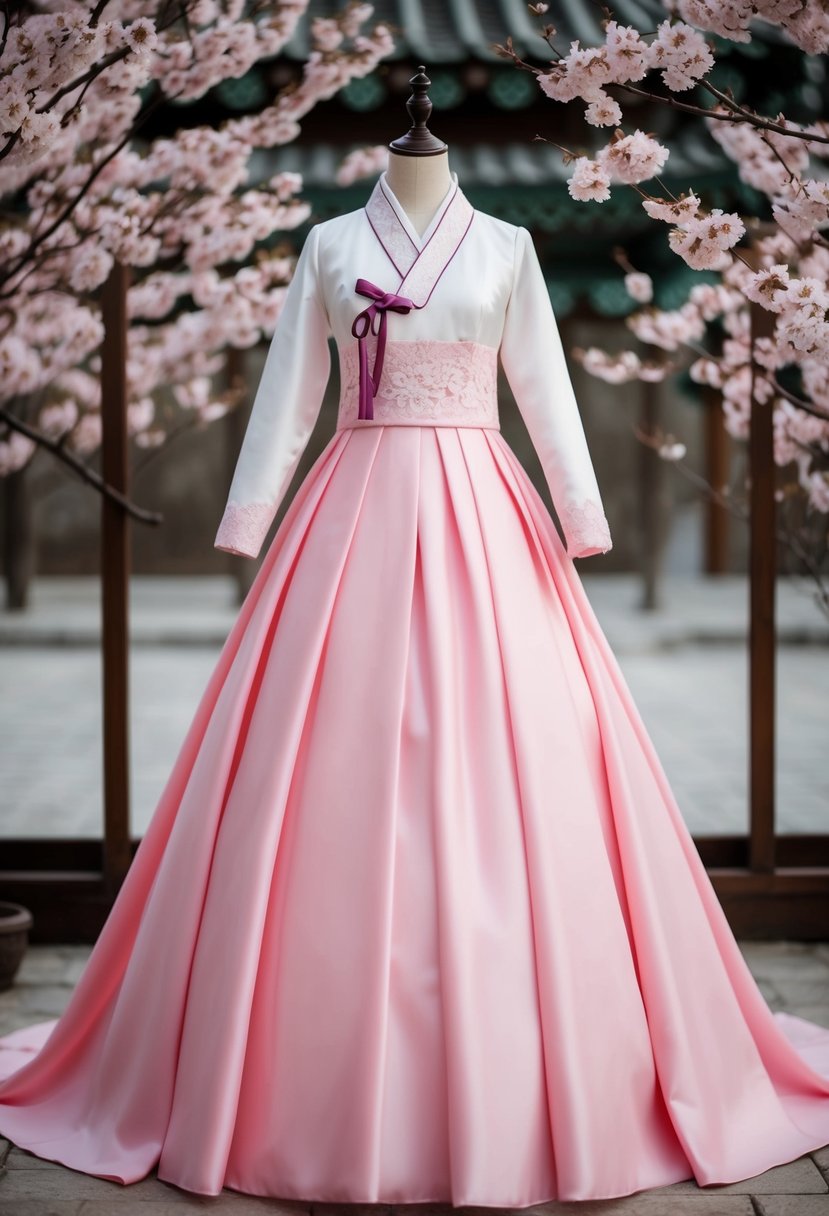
[3,461,35,610]
[703,383,730,574]
[638,379,669,610]
[746,251,778,874]
[100,260,133,891]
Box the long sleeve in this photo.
[499,225,612,559]
[214,222,332,559]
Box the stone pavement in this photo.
[1,573,826,649]
[1,943,828,1214]
[0,575,826,838]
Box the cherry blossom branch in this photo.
[88,1,113,26]
[616,80,829,146]
[1,86,174,288]
[634,421,748,520]
[495,39,829,148]
[502,6,829,555]
[634,421,829,613]
[765,376,829,423]
[0,0,397,500]
[0,407,163,524]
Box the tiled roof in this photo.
[283,0,669,63]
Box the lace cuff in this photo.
[214,499,276,559]
[560,498,612,559]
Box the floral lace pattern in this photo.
[337,340,500,429]
[366,182,419,278]
[560,498,613,557]
[364,174,474,304]
[214,499,276,559]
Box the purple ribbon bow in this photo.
[351,278,416,420]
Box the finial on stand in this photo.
[389,66,448,157]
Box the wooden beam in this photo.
[99,260,133,893]
[747,273,778,874]
[703,383,730,573]
[638,379,665,610]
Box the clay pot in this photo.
[0,901,33,991]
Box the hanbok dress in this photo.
[0,170,828,1207]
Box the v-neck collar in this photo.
[363,169,475,304]
[378,169,459,252]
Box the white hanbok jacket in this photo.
[215,171,612,562]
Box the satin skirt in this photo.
[1,423,828,1206]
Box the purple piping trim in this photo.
[360,181,474,332]
[380,175,459,260]
[397,183,461,297]
[416,210,476,309]
[366,176,463,295]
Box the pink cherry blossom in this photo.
[127,398,155,435]
[0,0,396,478]
[743,265,791,312]
[689,357,723,387]
[642,191,702,225]
[336,144,389,185]
[580,347,644,382]
[627,301,707,350]
[677,0,829,54]
[598,130,670,184]
[69,411,102,455]
[567,156,612,202]
[648,19,714,92]
[124,18,157,57]
[69,248,115,293]
[667,209,746,270]
[604,21,651,84]
[38,400,78,439]
[625,271,653,303]
[0,432,36,475]
[585,94,623,128]
[577,346,673,382]
[522,0,829,538]
[805,471,829,512]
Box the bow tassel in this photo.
[351,278,416,420]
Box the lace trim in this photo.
[364,175,475,307]
[214,499,276,558]
[365,184,418,279]
[337,339,499,427]
[401,194,474,308]
[560,498,613,557]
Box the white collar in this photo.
[364,169,475,305]
[377,170,460,253]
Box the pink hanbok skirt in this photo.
[1,422,828,1205]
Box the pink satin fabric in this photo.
[1,424,828,1205]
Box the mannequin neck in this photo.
[385,150,453,236]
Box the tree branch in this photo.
[0,407,163,525]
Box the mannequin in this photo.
[385,66,453,236]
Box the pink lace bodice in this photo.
[337,339,500,430]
